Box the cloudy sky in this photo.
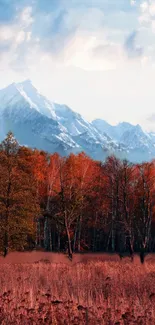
[0,0,155,131]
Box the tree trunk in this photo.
[73,219,78,252]
[49,225,52,251]
[128,232,134,261]
[111,215,115,252]
[67,227,72,259]
[78,215,82,252]
[3,231,8,257]
[38,220,41,247]
[44,216,49,250]
[106,228,111,252]
[65,214,72,259]
[58,231,61,252]
[140,243,145,264]
[36,219,41,247]
[93,227,96,252]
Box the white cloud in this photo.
[20,7,34,27]
[26,32,32,42]
[141,55,149,65]
[140,2,148,13]
[0,24,30,49]
[1,1,155,131]
[0,26,14,41]
[16,30,25,44]
[0,6,34,48]
[63,7,105,32]
[149,4,155,16]
[62,32,120,71]
[130,0,136,6]
[138,13,150,24]
[139,1,155,32]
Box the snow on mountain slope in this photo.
[53,102,127,159]
[120,124,151,148]
[0,80,56,119]
[0,80,154,162]
[73,131,126,161]
[93,119,154,149]
[0,80,125,160]
[53,103,109,143]
[92,119,116,139]
[93,119,155,162]
[53,103,90,136]
[0,81,80,154]
[92,119,134,141]
[55,104,113,143]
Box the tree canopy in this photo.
[1,132,155,258]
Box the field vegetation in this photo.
[0,254,155,324]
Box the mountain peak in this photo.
[22,79,32,85]
[16,79,35,91]
[10,79,32,90]
[0,79,56,119]
[118,121,133,128]
[0,80,155,163]
[18,79,32,86]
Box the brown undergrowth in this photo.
[0,256,155,324]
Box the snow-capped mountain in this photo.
[0,80,79,155]
[0,80,125,161]
[92,119,136,142]
[0,80,154,162]
[0,80,56,119]
[53,103,91,136]
[53,103,125,159]
[92,119,155,162]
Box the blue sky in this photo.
[0,0,155,130]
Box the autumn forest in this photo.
[0,132,155,259]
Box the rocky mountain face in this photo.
[0,80,154,162]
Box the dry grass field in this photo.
[0,253,155,324]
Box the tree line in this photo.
[0,132,155,260]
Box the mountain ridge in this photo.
[0,80,154,162]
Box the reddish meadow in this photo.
[0,253,155,324]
